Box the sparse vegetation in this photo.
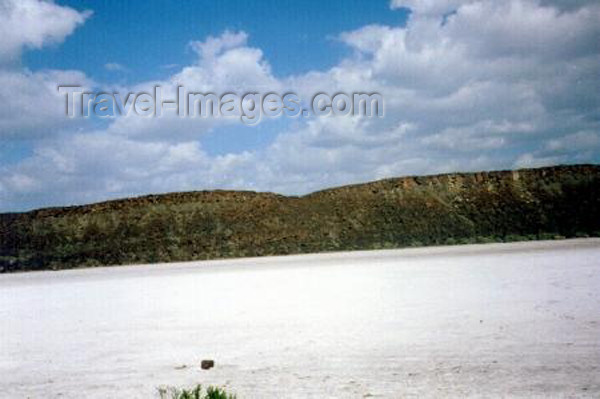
[158,384,236,399]
[1,164,599,272]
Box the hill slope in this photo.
[1,164,599,272]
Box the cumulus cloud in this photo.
[100,30,281,142]
[390,0,474,15]
[391,0,600,15]
[0,69,92,138]
[104,62,127,72]
[266,0,599,189]
[189,31,249,62]
[0,132,261,210]
[0,0,92,140]
[184,30,278,91]
[0,0,90,65]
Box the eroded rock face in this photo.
[1,164,600,272]
[201,360,215,370]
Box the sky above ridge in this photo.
[0,0,599,211]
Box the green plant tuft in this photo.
[158,384,236,399]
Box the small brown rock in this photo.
[201,360,215,370]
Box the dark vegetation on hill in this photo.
[1,165,599,272]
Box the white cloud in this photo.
[100,30,281,142]
[267,0,599,189]
[0,0,90,64]
[0,0,93,140]
[183,31,278,92]
[391,0,600,15]
[104,62,127,72]
[443,1,600,61]
[546,131,600,152]
[189,31,249,62]
[514,153,565,169]
[390,0,475,15]
[0,68,93,139]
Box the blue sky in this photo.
[25,0,409,82]
[0,0,598,212]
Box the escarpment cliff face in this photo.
[1,164,599,272]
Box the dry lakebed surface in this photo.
[1,239,599,398]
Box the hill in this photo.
[1,164,599,272]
